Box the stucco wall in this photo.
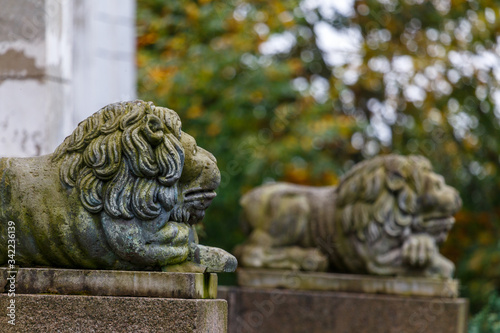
[0,0,136,157]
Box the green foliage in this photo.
[137,0,500,307]
[469,292,500,333]
[137,0,360,254]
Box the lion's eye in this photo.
[150,121,161,132]
[146,115,163,133]
[435,181,442,190]
[193,147,198,155]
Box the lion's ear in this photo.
[142,114,165,146]
[386,170,405,191]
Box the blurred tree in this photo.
[137,0,361,253]
[344,0,500,313]
[137,0,500,310]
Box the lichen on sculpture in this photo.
[235,155,461,278]
[0,100,237,273]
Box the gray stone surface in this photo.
[0,268,218,299]
[219,286,468,333]
[0,294,227,332]
[237,268,459,298]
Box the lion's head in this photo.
[335,154,461,245]
[53,100,220,226]
[328,154,461,276]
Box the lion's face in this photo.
[177,131,221,225]
[413,171,461,244]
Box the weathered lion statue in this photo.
[235,155,461,278]
[0,100,236,272]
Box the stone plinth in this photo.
[0,294,227,333]
[0,268,227,332]
[221,270,467,333]
[219,286,467,333]
[237,268,458,298]
[0,267,217,299]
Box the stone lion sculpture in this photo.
[0,100,236,273]
[235,155,461,277]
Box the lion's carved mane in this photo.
[336,155,431,241]
[53,101,184,221]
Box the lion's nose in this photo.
[199,147,217,164]
[179,144,221,191]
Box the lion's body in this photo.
[240,183,336,248]
[237,155,461,277]
[0,155,133,269]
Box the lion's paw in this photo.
[402,234,437,267]
[426,254,455,278]
[300,248,328,272]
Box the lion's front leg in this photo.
[102,215,192,268]
[160,225,238,273]
[402,234,454,278]
[186,243,238,272]
[364,234,454,277]
[402,234,436,267]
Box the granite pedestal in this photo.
[219,269,468,333]
[0,268,227,332]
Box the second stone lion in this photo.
[235,155,461,278]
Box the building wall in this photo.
[0,0,136,157]
[72,0,136,128]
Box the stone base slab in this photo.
[0,294,227,332]
[219,286,468,333]
[237,268,458,298]
[0,268,217,299]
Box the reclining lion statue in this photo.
[235,155,461,277]
[0,100,236,272]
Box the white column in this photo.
[0,0,136,158]
[0,0,73,157]
[72,0,136,129]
